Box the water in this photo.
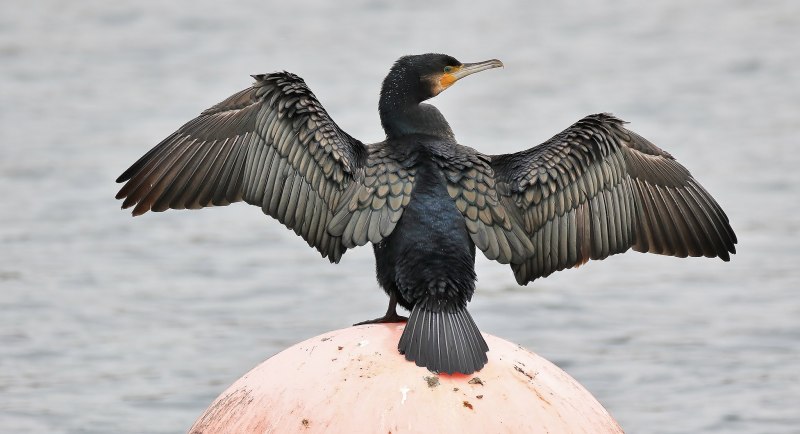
[2,0,799,432]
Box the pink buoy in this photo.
[189,324,623,434]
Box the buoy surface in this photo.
[189,324,623,434]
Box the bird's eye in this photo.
[443,66,453,73]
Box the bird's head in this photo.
[384,53,504,104]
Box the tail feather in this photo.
[455,307,488,370]
[398,304,488,374]
[451,312,471,372]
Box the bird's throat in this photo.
[380,104,455,141]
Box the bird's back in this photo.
[370,135,489,374]
[372,136,478,309]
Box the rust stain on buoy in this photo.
[514,364,536,381]
[468,377,484,386]
[424,376,440,388]
[535,389,552,406]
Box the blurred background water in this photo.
[1,0,799,432]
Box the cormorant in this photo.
[116,53,737,375]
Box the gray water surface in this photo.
[2,1,799,433]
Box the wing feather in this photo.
[490,113,737,284]
[116,72,368,262]
[432,147,534,264]
[328,143,417,248]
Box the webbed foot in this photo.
[353,292,407,325]
[354,312,408,325]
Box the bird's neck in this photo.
[380,103,455,141]
[378,66,455,141]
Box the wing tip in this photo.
[718,244,736,262]
[118,201,146,217]
[130,204,149,217]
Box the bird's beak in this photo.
[431,59,503,96]
[452,59,504,81]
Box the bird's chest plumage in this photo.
[373,156,477,310]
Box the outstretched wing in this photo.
[490,113,737,284]
[116,72,367,262]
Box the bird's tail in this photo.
[398,303,489,375]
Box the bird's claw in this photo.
[353,313,408,326]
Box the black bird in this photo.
[116,53,737,375]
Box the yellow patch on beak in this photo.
[431,66,463,95]
[439,72,458,88]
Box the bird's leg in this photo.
[353,292,408,325]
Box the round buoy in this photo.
[189,324,623,433]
